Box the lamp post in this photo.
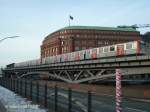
[0,35,19,70]
[0,36,19,43]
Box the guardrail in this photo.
[0,78,92,112]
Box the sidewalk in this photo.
[0,86,47,112]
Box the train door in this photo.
[85,49,91,59]
[75,52,80,61]
[117,44,124,56]
[64,54,69,61]
[91,48,97,59]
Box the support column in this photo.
[116,69,122,112]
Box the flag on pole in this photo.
[69,15,73,20]
[69,15,73,26]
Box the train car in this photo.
[12,40,145,68]
[14,59,40,67]
[41,58,46,64]
[68,52,74,61]
[97,45,117,58]
[6,63,15,68]
[45,56,53,64]
[54,55,61,63]
[61,53,69,62]
[74,50,85,61]
[124,41,143,55]
[85,48,98,60]
[44,54,63,64]
[96,40,144,58]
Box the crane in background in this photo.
[117,24,150,30]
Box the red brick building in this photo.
[41,26,140,58]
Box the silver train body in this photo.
[13,41,145,67]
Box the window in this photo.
[92,48,97,53]
[61,47,64,53]
[126,43,133,49]
[99,48,103,53]
[76,34,80,37]
[82,41,86,45]
[98,41,102,45]
[82,47,86,50]
[52,48,55,52]
[75,47,79,51]
[110,46,115,51]
[64,46,66,51]
[84,35,87,38]
[75,41,80,45]
[61,41,64,45]
[89,41,94,45]
[103,47,109,53]
[104,41,109,45]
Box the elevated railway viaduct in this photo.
[3,55,150,83]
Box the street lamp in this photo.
[0,36,19,43]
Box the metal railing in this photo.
[0,78,92,112]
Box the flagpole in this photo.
[69,15,70,26]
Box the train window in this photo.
[99,48,103,53]
[110,46,115,51]
[126,43,133,49]
[92,49,97,52]
[103,47,109,53]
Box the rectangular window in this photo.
[82,41,86,45]
[98,41,102,45]
[110,46,115,51]
[75,47,80,51]
[99,48,103,53]
[92,48,97,53]
[103,47,109,53]
[89,41,94,45]
[75,41,80,45]
[126,43,133,49]
[82,47,86,50]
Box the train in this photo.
[8,40,145,68]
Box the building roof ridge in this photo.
[59,25,138,32]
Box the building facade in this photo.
[141,32,150,54]
[41,26,141,58]
[142,32,150,43]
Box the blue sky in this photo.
[0,0,150,67]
